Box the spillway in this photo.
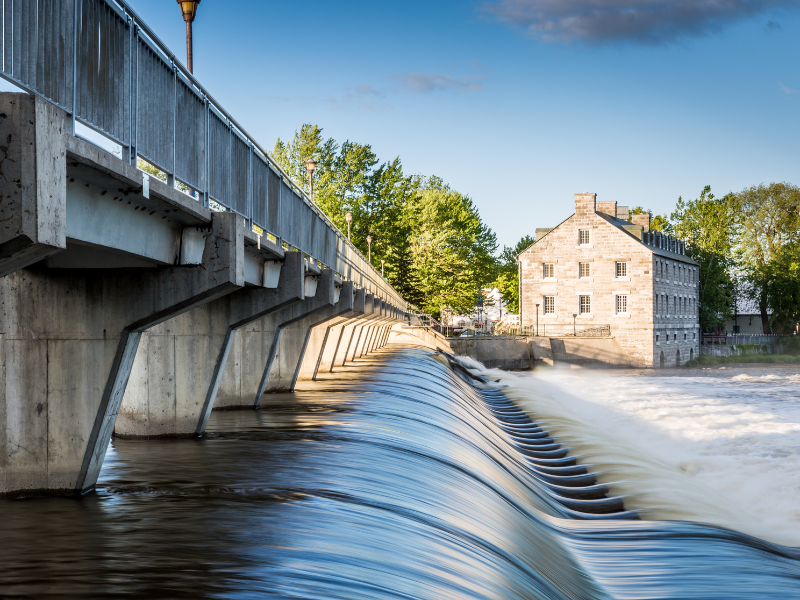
[0,346,798,598]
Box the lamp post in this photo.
[176,1,201,74]
[305,158,316,202]
[366,235,372,262]
[345,212,352,241]
[573,313,578,337]
[535,303,539,337]
[381,259,385,278]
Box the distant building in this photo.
[725,291,769,335]
[518,193,700,368]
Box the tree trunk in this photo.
[760,297,771,334]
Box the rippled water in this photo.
[1,347,799,598]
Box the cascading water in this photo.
[0,346,798,598]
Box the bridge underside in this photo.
[0,93,405,496]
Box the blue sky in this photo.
[127,2,800,248]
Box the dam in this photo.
[1,346,799,598]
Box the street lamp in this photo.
[535,303,539,337]
[176,0,201,74]
[366,235,372,262]
[345,212,352,241]
[305,158,316,202]
[573,313,578,337]
[381,259,385,278]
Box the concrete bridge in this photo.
[0,0,409,497]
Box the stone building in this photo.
[518,193,700,368]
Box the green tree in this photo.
[670,186,737,331]
[407,179,497,317]
[492,235,535,314]
[748,240,800,334]
[734,182,800,333]
[630,206,671,233]
[272,125,499,317]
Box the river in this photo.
[1,347,799,598]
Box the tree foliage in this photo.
[669,186,737,331]
[734,183,800,333]
[272,125,497,316]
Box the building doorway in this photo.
[660,351,665,369]
[676,349,681,367]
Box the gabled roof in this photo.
[517,210,699,266]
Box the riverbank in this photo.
[687,353,800,367]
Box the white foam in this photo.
[475,363,800,547]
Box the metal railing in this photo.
[443,323,611,338]
[0,0,405,307]
[702,334,780,346]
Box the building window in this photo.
[615,295,628,314]
[579,230,590,245]
[684,333,687,340]
[656,334,660,342]
[543,263,555,279]
[579,262,590,278]
[543,296,555,314]
[615,262,627,277]
[579,295,591,314]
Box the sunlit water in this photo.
[1,347,799,598]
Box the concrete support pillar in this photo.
[116,252,306,438]
[0,94,67,278]
[0,212,244,496]
[341,295,376,364]
[318,313,365,374]
[296,287,366,382]
[355,301,384,358]
[257,269,351,397]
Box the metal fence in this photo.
[0,0,404,307]
[702,334,780,346]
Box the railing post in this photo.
[203,97,209,208]
[71,0,78,136]
[169,60,176,187]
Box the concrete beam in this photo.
[0,211,244,496]
[116,251,307,439]
[0,94,67,277]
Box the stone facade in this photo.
[518,193,700,368]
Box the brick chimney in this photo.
[596,200,617,217]
[574,192,596,216]
[631,213,651,231]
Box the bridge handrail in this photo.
[0,0,406,308]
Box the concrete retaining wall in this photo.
[549,337,632,367]
[448,337,532,370]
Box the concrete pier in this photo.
[0,210,244,495]
[0,92,408,497]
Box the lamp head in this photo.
[366,235,372,244]
[177,0,201,23]
[305,158,316,174]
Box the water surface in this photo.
[1,347,799,599]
